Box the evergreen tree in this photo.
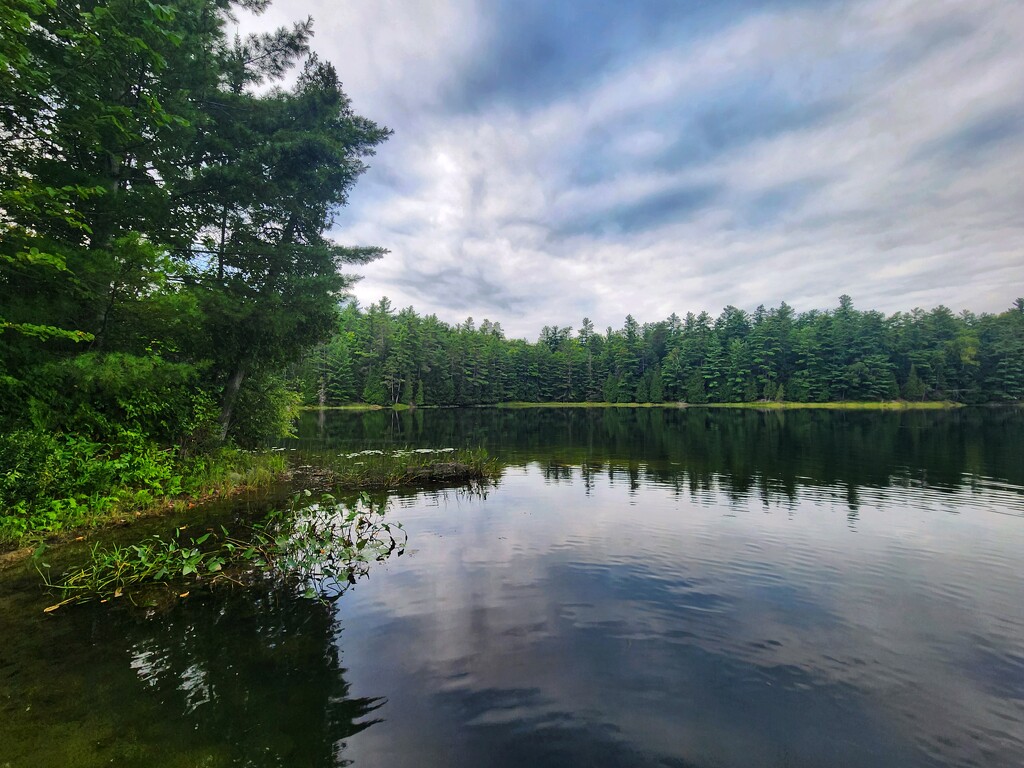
[904,365,926,401]
[1,0,389,445]
[294,297,1024,408]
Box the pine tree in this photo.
[649,364,664,403]
[904,365,926,401]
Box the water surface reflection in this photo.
[291,407,1024,501]
[1,407,1022,767]
[336,467,1024,768]
[0,579,382,767]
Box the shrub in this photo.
[30,352,218,447]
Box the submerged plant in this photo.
[275,491,405,599]
[38,491,404,610]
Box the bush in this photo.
[0,428,185,542]
[30,352,218,447]
[227,370,301,448]
[0,428,287,545]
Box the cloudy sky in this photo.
[242,0,1024,338]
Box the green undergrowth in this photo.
[299,447,501,489]
[36,490,403,610]
[0,430,286,549]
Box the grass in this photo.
[702,400,962,410]
[305,401,683,410]
[300,403,415,412]
[24,447,498,607]
[494,400,961,410]
[3,440,498,563]
[495,401,681,409]
[300,403,392,411]
[310,400,961,411]
[0,442,288,552]
[294,447,501,490]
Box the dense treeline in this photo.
[0,0,386,541]
[292,407,1024,505]
[295,296,1024,406]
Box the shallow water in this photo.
[2,407,1023,767]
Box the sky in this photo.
[240,0,1024,339]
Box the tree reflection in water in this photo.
[124,582,384,766]
[291,406,1024,506]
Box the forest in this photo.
[293,296,1024,407]
[1,1,1022,545]
[0,0,388,541]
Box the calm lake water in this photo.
[2,407,1023,767]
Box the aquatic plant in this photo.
[294,446,502,489]
[37,491,404,610]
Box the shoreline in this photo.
[699,400,962,411]
[304,400,967,411]
[1,450,496,564]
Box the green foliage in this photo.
[295,297,1024,408]
[686,371,708,404]
[31,352,217,445]
[0,429,180,541]
[0,431,285,546]
[904,364,926,401]
[226,370,302,448]
[39,490,405,608]
[648,365,664,403]
[634,373,649,403]
[0,0,389,536]
[361,365,389,405]
[1,0,388,448]
[314,447,500,489]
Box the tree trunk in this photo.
[318,345,327,407]
[219,363,248,442]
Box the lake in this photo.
[2,407,1023,767]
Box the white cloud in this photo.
[246,0,1024,337]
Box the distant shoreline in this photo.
[303,400,967,412]
[697,401,962,410]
